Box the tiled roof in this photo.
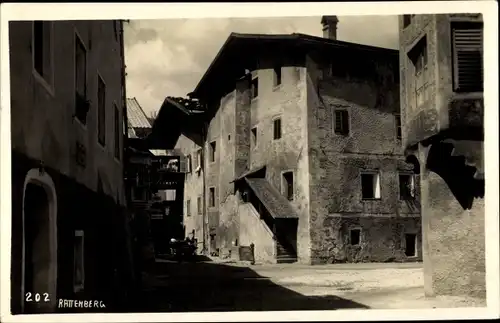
[127,120,138,138]
[244,178,299,219]
[126,97,151,129]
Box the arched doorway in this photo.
[21,169,57,313]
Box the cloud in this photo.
[124,16,398,116]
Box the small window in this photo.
[186,155,192,173]
[451,22,483,92]
[408,36,430,109]
[273,118,282,140]
[251,127,257,146]
[75,33,88,124]
[196,149,202,169]
[405,233,417,257]
[33,21,52,83]
[165,189,176,201]
[209,141,216,162]
[114,104,120,159]
[282,171,294,201]
[97,75,106,146]
[186,199,191,217]
[399,173,415,200]
[395,114,402,140]
[209,187,216,207]
[334,109,349,136]
[349,228,361,246]
[228,134,231,141]
[361,172,381,199]
[251,77,259,99]
[197,196,202,215]
[273,66,282,87]
[73,230,85,292]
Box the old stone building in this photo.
[153,17,421,264]
[398,14,485,298]
[9,20,134,313]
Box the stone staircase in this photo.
[276,240,297,264]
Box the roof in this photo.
[231,165,266,183]
[127,120,138,138]
[244,178,299,219]
[126,97,151,129]
[191,32,398,99]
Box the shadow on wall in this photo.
[426,142,485,210]
[126,260,370,312]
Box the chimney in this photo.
[321,15,339,40]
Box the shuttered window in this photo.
[452,22,483,92]
[334,109,349,135]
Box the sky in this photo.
[123,16,399,117]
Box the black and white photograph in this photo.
[0,2,498,322]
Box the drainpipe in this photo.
[201,120,208,255]
[120,20,130,207]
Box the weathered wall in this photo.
[239,203,276,264]
[306,50,421,264]
[174,134,204,245]
[249,59,312,264]
[9,20,126,205]
[418,142,485,298]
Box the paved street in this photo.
[131,258,486,312]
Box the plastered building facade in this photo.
[398,14,485,298]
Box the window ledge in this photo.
[361,198,381,201]
[272,84,283,92]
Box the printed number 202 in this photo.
[25,293,50,302]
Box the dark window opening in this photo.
[350,229,361,246]
[405,233,417,257]
[228,134,231,141]
[361,172,380,199]
[451,22,483,92]
[403,15,415,28]
[251,77,259,99]
[273,66,282,87]
[251,127,258,146]
[75,34,88,124]
[197,196,202,215]
[273,118,282,140]
[97,76,106,146]
[334,109,349,135]
[395,114,402,139]
[33,21,51,80]
[209,141,216,162]
[209,187,215,207]
[114,104,120,159]
[186,199,191,217]
[186,155,192,173]
[399,174,415,200]
[282,171,294,201]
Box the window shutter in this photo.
[179,155,187,173]
[452,25,483,92]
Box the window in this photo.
[405,233,417,257]
[408,36,430,110]
[403,14,415,28]
[227,134,231,141]
[251,77,259,99]
[165,189,176,201]
[251,127,258,147]
[399,173,415,200]
[186,154,192,173]
[349,228,361,246]
[114,104,120,159]
[75,34,88,124]
[209,187,215,208]
[395,114,402,140]
[334,109,349,135]
[361,172,381,199]
[97,75,106,146]
[282,171,294,201]
[197,196,202,215]
[186,199,191,217]
[273,118,282,140]
[209,141,216,162]
[273,66,282,87]
[73,230,85,292]
[451,22,483,92]
[33,21,52,83]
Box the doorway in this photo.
[405,233,417,257]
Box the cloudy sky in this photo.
[124,16,398,117]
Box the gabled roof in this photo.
[245,178,299,219]
[191,32,398,99]
[126,97,151,129]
